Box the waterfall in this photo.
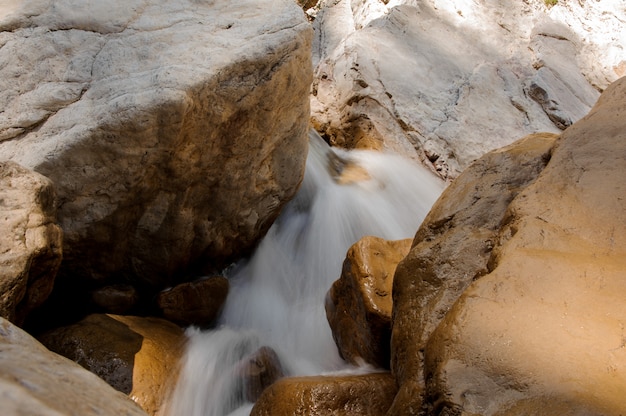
[165,130,444,416]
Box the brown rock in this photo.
[0,316,148,416]
[157,276,229,327]
[423,76,626,415]
[388,132,558,414]
[0,161,62,326]
[91,284,139,314]
[38,314,185,415]
[251,372,397,416]
[237,346,285,402]
[326,236,411,368]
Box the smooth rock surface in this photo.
[326,236,411,368]
[0,0,312,290]
[311,0,624,178]
[39,314,185,415]
[0,161,62,326]
[0,316,148,416]
[393,76,626,414]
[251,372,397,416]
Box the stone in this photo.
[91,284,140,315]
[397,77,626,414]
[251,372,397,416]
[0,161,62,326]
[388,131,558,414]
[311,0,624,179]
[156,276,229,327]
[0,316,148,416]
[236,346,286,403]
[0,0,312,291]
[326,236,411,368]
[38,314,186,415]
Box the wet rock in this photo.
[326,236,411,368]
[422,76,626,416]
[38,314,185,415]
[0,316,148,416]
[0,161,62,326]
[0,0,312,292]
[251,372,396,416]
[237,346,285,402]
[156,276,229,327]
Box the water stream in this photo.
[165,130,444,416]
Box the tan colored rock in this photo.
[39,314,185,415]
[0,316,148,416]
[0,161,62,326]
[388,132,558,414]
[326,236,411,368]
[0,0,312,291]
[156,276,229,327]
[251,372,397,416]
[422,76,626,415]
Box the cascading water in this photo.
[165,130,444,416]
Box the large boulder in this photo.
[251,372,397,416]
[311,0,624,178]
[38,314,186,415]
[0,161,62,326]
[326,236,411,368]
[0,316,148,416]
[392,77,626,414]
[0,0,312,291]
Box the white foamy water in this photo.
[165,130,444,416]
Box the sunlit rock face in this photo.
[0,0,312,292]
[39,314,185,416]
[0,316,148,416]
[391,76,626,415]
[0,161,62,326]
[311,0,624,179]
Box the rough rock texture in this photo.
[0,0,312,290]
[0,161,62,326]
[156,275,229,327]
[251,372,397,416]
[391,77,626,415]
[0,316,148,416]
[326,236,411,368]
[311,0,624,179]
[39,314,185,415]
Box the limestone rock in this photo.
[156,276,229,327]
[0,161,62,326]
[388,131,558,414]
[311,0,624,178]
[0,316,148,416]
[0,0,312,290]
[326,236,411,368]
[251,372,397,416]
[393,76,626,414]
[38,314,185,415]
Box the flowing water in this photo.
[165,130,444,416]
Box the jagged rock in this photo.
[251,372,396,416]
[326,236,411,368]
[388,131,558,414]
[0,161,62,326]
[156,276,229,327]
[237,346,285,402]
[311,0,623,178]
[0,0,312,292]
[38,314,185,415]
[393,76,626,414]
[0,316,148,416]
